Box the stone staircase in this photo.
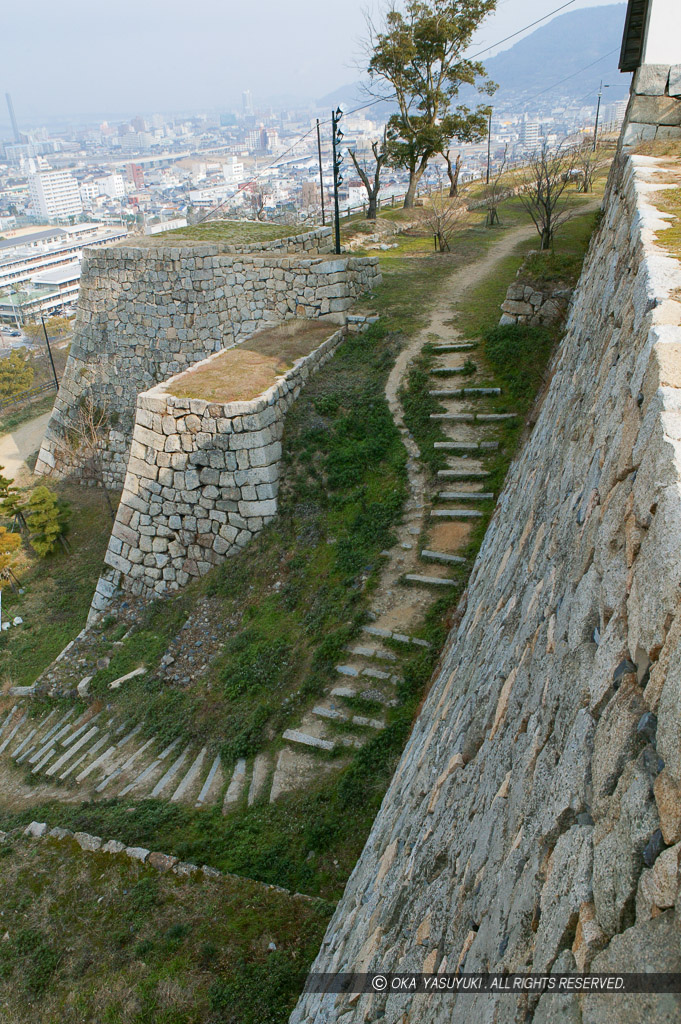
[1,327,519,816]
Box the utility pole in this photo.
[316,119,326,227]
[331,107,344,256]
[486,109,492,185]
[40,315,59,391]
[593,81,610,151]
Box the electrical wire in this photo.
[521,46,620,103]
[195,0,587,222]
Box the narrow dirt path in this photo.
[374,221,541,632]
[0,411,51,483]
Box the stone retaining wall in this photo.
[89,327,345,616]
[35,230,379,488]
[291,154,681,1023]
[499,262,572,327]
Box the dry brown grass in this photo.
[168,320,335,403]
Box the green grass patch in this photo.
[144,220,306,245]
[0,836,329,1024]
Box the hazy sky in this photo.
[2,0,625,123]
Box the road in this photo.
[0,412,51,482]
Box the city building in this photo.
[126,163,144,189]
[28,169,83,222]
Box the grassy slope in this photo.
[0,484,114,687]
[0,836,329,1024]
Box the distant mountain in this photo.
[482,3,629,106]
[319,3,630,114]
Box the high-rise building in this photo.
[242,90,253,116]
[28,169,83,222]
[5,93,20,143]
[521,120,541,150]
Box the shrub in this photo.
[0,350,34,400]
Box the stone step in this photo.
[437,468,491,480]
[118,738,181,796]
[95,737,156,793]
[32,744,58,774]
[421,549,467,565]
[223,759,247,810]
[476,413,518,421]
[432,343,477,351]
[247,754,269,806]
[0,716,27,765]
[75,743,118,783]
[12,728,37,760]
[430,509,483,519]
[0,707,17,739]
[352,715,385,730]
[404,574,457,587]
[344,644,398,663]
[436,491,494,501]
[28,709,73,748]
[60,733,111,780]
[46,727,100,778]
[433,441,498,451]
[330,686,357,699]
[0,715,27,757]
[60,713,103,748]
[313,705,347,721]
[429,387,501,398]
[282,729,335,752]
[171,747,207,803]
[429,413,475,422]
[430,366,473,375]
[361,625,431,648]
[335,664,397,682]
[196,754,222,807]
[28,713,78,763]
[150,746,192,799]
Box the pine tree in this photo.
[0,465,27,531]
[25,486,70,557]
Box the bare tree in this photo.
[574,138,607,194]
[420,173,470,252]
[484,144,508,226]
[442,149,462,197]
[246,188,266,221]
[58,396,116,521]
[348,135,389,220]
[519,142,577,250]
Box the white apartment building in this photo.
[28,169,83,222]
[222,156,245,184]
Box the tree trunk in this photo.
[540,226,552,250]
[403,171,420,208]
[446,153,461,197]
[367,195,377,220]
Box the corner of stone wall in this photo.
[622,63,681,147]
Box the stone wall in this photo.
[622,63,681,146]
[35,227,379,488]
[89,327,345,616]
[499,259,572,327]
[291,155,681,1023]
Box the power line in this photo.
[467,0,577,60]
[523,47,620,103]
[194,0,586,224]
